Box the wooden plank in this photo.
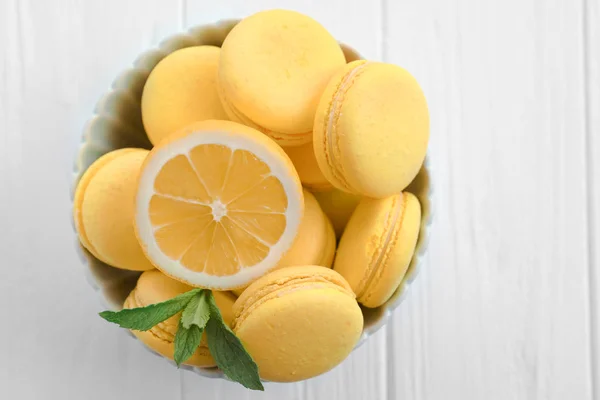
[179,1,385,398]
[585,0,600,396]
[384,0,593,399]
[0,1,184,398]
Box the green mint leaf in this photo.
[205,292,264,391]
[99,289,201,331]
[181,290,211,330]
[173,319,203,367]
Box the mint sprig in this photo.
[174,319,203,366]
[205,293,263,391]
[180,290,210,329]
[99,289,264,391]
[174,291,209,367]
[99,289,201,331]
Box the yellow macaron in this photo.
[73,148,154,271]
[313,60,429,198]
[124,270,236,367]
[313,189,361,238]
[232,266,363,382]
[219,9,346,147]
[141,46,228,145]
[277,190,336,270]
[232,190,336,297]
[283,142,333,191]
[334,192,421,308]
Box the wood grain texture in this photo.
[0,0,598,399]
[385,1,593,399]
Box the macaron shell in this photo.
[314,61,429,198]
[124,270,237,367]
[360,193,421,307]
[313,61,367,193]
[232,266,362,382]
[313,189,361,238]
[284,142,333,191]
[319,215,337,267]
[141,46,229,145]
[338,63,428,196]
[73,148,139,259]
[80,149,155,271]
[276,190,335,269]
[134,269,194,304]
[219,9,345,135]
[334,192,421,308]
[234,287,363,382]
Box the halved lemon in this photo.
[134,120,304,289]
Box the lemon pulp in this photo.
[149,145,288,276]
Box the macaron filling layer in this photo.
[232,273,354,331]
[324,61,370,192]
[218,86,311,147]
[356,194,407,300]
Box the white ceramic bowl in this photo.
[70,20,433,380]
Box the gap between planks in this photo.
[583,0,598,399]
[380,1,396,399]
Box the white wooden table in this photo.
[1,0,599,398]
